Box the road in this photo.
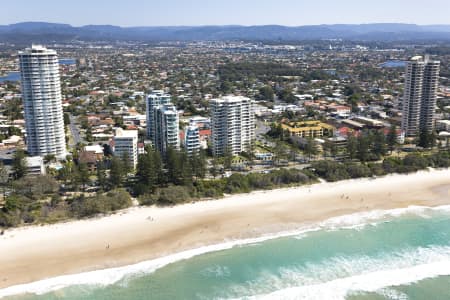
[69,115,83,147]
[255,119,270,136]
[255,119,276,147]
[241,162,311,175]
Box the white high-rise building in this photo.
[184,124,200,155]
[401,56,440,137]
[420,59,440,133]
[19,45,66,158]
[145,91,171,139]
[113,128,138,169]
[210,96,255,156]
[153,104,180,154]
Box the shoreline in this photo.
[3,205,450,298]
[1,169,450,294]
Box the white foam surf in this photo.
[375,288,410,300]
[246,260,450,300]
[234,245,450,300]
[1,204,450,298]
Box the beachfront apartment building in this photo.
[437,120,450,132]
[281,121,335,138]
[153,104,180,154]
[210,95,255,156]
[25,156,46,176]
[18,45,66,159]
[401,56,440,137]
[145,91,171,139]
[113,128,138,169]
[184,124,201,155]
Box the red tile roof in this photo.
[199,129,211,137]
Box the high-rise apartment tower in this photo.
[401,56,440,137]
[210,96,255,156]
[153,104,180,154]
[19,45,66,158]
[145,91,171,139]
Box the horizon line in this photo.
[3,21,450,28]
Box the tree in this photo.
[210,158,219,179]
[373,130,387,158]
[346,136,358,160]
[135,153,154,195]
[417,128,436,149]
[304,138,319,161]
[166,148,192,185]
[103,144,114,156]
[243,142,257,166]
[109,156,124,188]
[97,161,108,191]
[79,116,89,129]
[76,163,90,191]
[166,147,183,185]
[223,148,233,170]
[273,141,288,164]
[277,88,297,103]
[8,126,21,137]
[134,146,165,194]
[4,98,23,121]
[152,149,164,185]
[179,150,193,186]
[4,194,21,212]
[322,140,331,158]
[13,175,59,199]
[152,186,191,206]
[258,85,274,101]
[85,127,93,142]
[0,162,9,199]
[190,150,207,179]
[329,141,338,158]
[267,123,284,140]
[44,154,56,164]
[121,152,133,175]
[357,135,370,162]
[12,150,27,180]
[63,113,70,126]
[219,81,232,94]
[322,139,338,159]
[347,94,360,113]
[387,125,398,153]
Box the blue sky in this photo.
[2,0,450,26]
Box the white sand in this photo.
[1,169,449,289]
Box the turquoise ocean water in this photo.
[2,205,450,300]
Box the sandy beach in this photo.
[1,169,450,291]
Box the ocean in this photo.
[0,72,20,83]
[379,61,407,68]
[0,59,75,83]
[2,205,450,300]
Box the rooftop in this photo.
[25,156,44,166]
[84,145,104,154]
[114,128,138,138]
[211,95,251,103]
[19,45,57,56]
[281,121,334,132]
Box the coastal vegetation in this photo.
[137,168,316,206]
[311,151,450,182]
[1,146,449,228]
[0,145,318,227]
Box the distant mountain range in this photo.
[2,22,450,43]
